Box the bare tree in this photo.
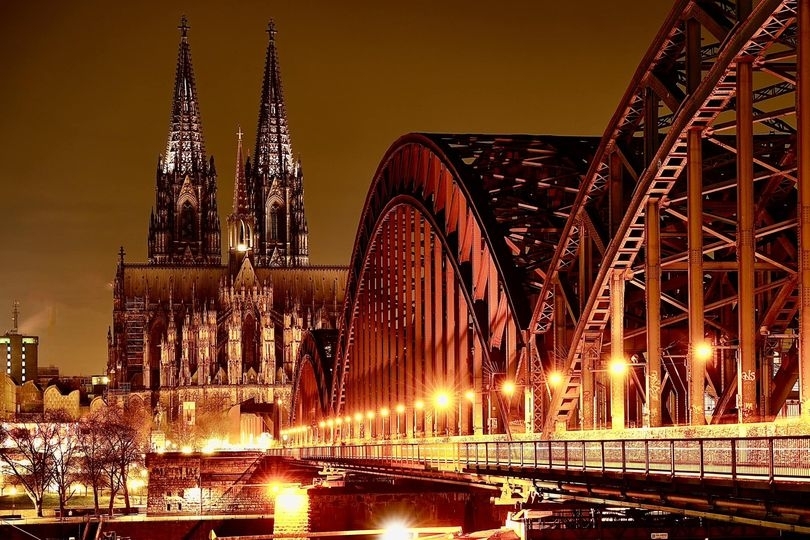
[48,410,82,518]
[102,404,147,514]
[0,414,63,517]
[77,410,111,515]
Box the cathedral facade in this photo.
[107,18,346,435]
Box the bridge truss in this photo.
[292,0,810,440]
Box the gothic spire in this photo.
[232,126,250,214]
[164,15,207,176]
[254,20,293,180]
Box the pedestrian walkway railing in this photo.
[282,435,810,484]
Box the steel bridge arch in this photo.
[322,133,596,438]
[290,329,336,428]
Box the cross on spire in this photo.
[267,20,277,40]
[179,15,190,37]
[237,126,243,142]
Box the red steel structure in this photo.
[292,0,810,440]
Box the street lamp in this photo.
[395,404,405,438]
[502,380,516,432]
[434,391,450,436]
[366,411,375,439]
[459,390,474,436]
[354,412,364,438]
[335,417,343,442]
[693,341,714,362]
[380,408,390,439]
[414,400,424,437]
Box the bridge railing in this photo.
[292,435,810,484]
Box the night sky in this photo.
[0,1,671,375]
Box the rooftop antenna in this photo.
[11,300,20,334]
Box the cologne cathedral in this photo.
[106,18,346,431]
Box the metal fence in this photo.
[286,435,810,484]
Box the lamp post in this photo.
[380,408,389,439]
[434,391,450,437]
[395,404,405,438]
[459,390,474,436]
[414,400,424,437]
[366,411,376,439]
[502,380,516,433]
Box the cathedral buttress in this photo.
[253,21,309,267]
[148,16,221,266]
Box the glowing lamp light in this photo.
[354,412,363,422]
[502,381,516,397]
[382,521,412,540]
[415,400,424,411]
[318,421,326,428]
[548,372,563,386]
[181,445,193,455]
[694,341,714,362]
[434,391,450,409]
[344,416,351,423]
[335,417,343,425]
[608,358,628,376]
[276,486,307,514]
[380,407,390,417]
[237,243,248,252]
[366,410,375,419]
[395,404,405,414]
[465,390,475,401]
[326,419,334,427]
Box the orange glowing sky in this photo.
[0,1,671,374]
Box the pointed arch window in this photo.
[269,204,280,241]
[180,201,197,243]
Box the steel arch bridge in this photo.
[292,0,810,440]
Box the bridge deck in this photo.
[274,434,810,535]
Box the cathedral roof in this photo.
[120,264,347,313]
[254,20,293,180]
[163,16,207,176]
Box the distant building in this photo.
[0,374,16,420]
[1,302,38,384]
[37,364,60,386]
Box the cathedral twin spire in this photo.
[148,17,309,268]
[163,16,206,177]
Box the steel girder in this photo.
[536,0,802,434]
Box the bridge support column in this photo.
[799,0,810,417]
[645,198,662,428]
[688,127,707,426]
[737,57,757,423]
[610,269,626,430]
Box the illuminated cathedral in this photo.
[106,18,346,432]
